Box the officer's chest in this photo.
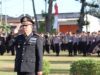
[26,37,37,48]
[17,36,37,52]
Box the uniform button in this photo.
[22,60,24,62]
[18,45,20,48]
[24,43,26,45]
[22,54,24,56]
[30,60,33,62]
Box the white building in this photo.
[83,14,100,33]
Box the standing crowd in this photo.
[0,29,100,57]
[0,31,18,55]
[42,31,100,56]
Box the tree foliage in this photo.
[70,60,98,75]
[43,0,56,33]
[0,23,11,33]
[87,0,100,18]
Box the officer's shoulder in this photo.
[33,33,40,37]
[33,33,43,39]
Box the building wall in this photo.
[59,24,79,33]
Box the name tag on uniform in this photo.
[29,37,37,43]
[69,40,72,42]
[0,41,1,45]
[18,45,20,48]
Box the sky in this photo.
[0,0,93,17]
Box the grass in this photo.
[0,51,100,75]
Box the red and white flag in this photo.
[53,3,58,29]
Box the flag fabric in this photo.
[53,3,58,29]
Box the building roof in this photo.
[0,12,80,23]
[58,12,80,19]
[36,12,80,21]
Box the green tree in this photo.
[87,0,100,18]
[76,0,99,32]
[44,0,56,33]
[0,23,11,33]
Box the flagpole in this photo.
[0,0,2,25]
[44,0,48,13]
[23,0,25,16]
[5,0,7,26]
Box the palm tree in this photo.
[45,0,53,32]
[32,0,38,32]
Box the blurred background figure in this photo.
[0,33,6,55]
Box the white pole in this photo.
[23,0,25,16]
[0,0,2,25]
[5,0,7,25]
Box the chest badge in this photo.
[29,37,37,43]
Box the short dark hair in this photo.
[20,16,34,24]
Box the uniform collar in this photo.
[24,32,33,41]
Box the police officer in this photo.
[6,32,15,55]
[81,32,87,56]
[72,33,79,56]
[12,16,43,75]
[44,34,50,54]
[0,33,6,55]
[67,32,73,56]
[53,33,61,56]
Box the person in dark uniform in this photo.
[67,32,73,56]
[6,32,15,55]
[53,34,61,56]
[44,34,50,54]
[11,16,43,75]
[0,33,6,55]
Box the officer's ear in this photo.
[32,25,34,29]
[32,23,37,32]
[32,25,35,32]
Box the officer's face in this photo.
[21,21,33,35]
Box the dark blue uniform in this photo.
[6,34,15,55]
[12,32,43,75]
[0,36,6,55]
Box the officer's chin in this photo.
[23,30,27,34]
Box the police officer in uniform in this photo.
[53,33,61,56]
[81,32,87,56]
[67,32,73,56]
[12,16,43,75]
[0,33,6,55]
[6,32,15,55]
[44,34,50,54]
